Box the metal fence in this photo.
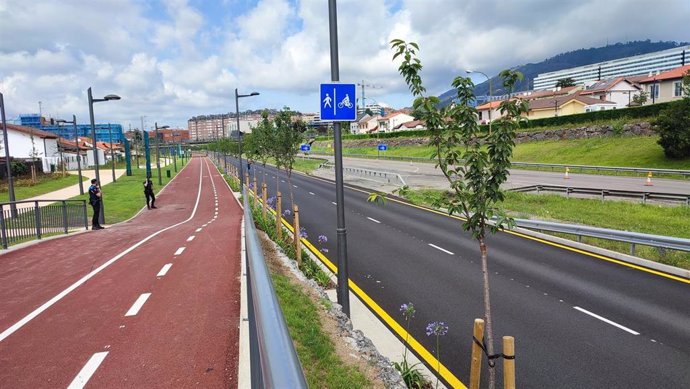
[0,200,88,249]
[510,185,690,205]
[515,218,690,256]
[242,189,307,388]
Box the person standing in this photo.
[144,175,156,209]
[88,179,104,230]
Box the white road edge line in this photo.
[367,217,381,224]
[125,293,152,317]
[0,159,205,343]
[174,247,186,256]
[187,236,195,242]
[573,306,639,335]
[428,243,454,255]
[157,263,173,277]
[67,351,109,389]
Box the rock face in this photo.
[315,122,655,149]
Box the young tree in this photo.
[555,77,576,88]
[249,111,275,186]
[654,70,690,158]
[631,91,648,106]
[272,107,306,205]
[391,39,528,389]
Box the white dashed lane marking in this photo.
[331,202,337,205]
[157,263,173,277]
[174,247,185,256]
[125,293,152,317]
[67,351,109,389]
[187,236,195,242]
[309,192,315,195]
[195,228,202,232]
[428,243,454,255]
[367,217,381,224]
[573,306,640,335]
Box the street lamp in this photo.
[56,115,85,195]
[234,89,259,188]
[87,87,120,225]
[0,92,17,216]
[466,69,493,134]
[154,123,169,185]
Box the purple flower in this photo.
[282,209,291,217]
[318,234,328,244]
[320,248,329,253]
[267,196,276,209]
[426,321,448,337]
[299,226,308,239]
[400,303,416,320]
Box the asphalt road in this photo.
[0,157,242,388]
[316,156,690,195]
[233,156,690,389]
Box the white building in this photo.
[3,124,59,173]
[534,45,690,90]
[377,112,415,133]
[579,77,642,108]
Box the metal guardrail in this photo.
[322,163,407,186]
[0,199,88,249]
[242,188,308,389]
[510,185,690,205]
[313,152,690,178]
[514,218,690,256]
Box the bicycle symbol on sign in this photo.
[338,94,353,109]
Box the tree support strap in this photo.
[473,336,515,368]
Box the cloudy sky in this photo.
[1,0,688,130]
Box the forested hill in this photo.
[438,40,689,105]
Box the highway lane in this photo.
[233,157,690,389]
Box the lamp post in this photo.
[87,87,120,225]
[234,89,259,189]
[466,70,493,134]
[56,115,84,195]
[0,92,17,216]
[154,123,169,185]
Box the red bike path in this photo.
[0,157,243,388]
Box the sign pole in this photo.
[328,0,350,317]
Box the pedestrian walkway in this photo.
[0,157,244,388]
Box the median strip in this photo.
[573,306,639,335]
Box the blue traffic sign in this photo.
[300,144,311,152]
[320,83,356,121]
[378,144,388,151]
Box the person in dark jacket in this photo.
[88,179,104,230]
[144,176,156,209]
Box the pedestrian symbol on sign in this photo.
[323,93,332,109]
[320,83,356,121]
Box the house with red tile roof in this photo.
[637,64,690,104]
[528,94,616,120]
[580,77,641,108]
[377,112,415,132]
[2,124,60,173]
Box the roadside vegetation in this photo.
[72,160,189,225]
[403,189,690,270]
[0,173,89,202]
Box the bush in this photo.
[653,98,690,158]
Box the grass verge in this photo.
[0,173,89,202]
[404,189,690,270]
[72,159,189,225]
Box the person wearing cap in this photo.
[144,175,157,209]
[88,179,104,230]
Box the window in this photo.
[650,84,659,99]
[674,81,683,97]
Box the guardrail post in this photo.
[262,183,267,219]
[503,336,516,389]
[62,200,69,234]
[34,201,42,240]
[293,204,301,267]
[630,243,636,256]
[276,192,282,240]
[470,318,485,389]
[83,201,89,230]
[0,204,8,249]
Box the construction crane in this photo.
[357,80,382,110]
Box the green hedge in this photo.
[316,101,679,142]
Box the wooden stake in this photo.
[503,336,515,389]
[276,192,282,240]
[262,183,267,218]
[245,173,249,188]
[253,176,258,207]
[293,204,301,267]
[470,318,485,389]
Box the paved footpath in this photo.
[0,156,243,388]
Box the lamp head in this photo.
[160,125,170,129]
[249,92,260,96]
[465,69,474,73]
[104,94,121,101]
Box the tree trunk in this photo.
[480,237,496,389]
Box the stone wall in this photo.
[314,122,655,149]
